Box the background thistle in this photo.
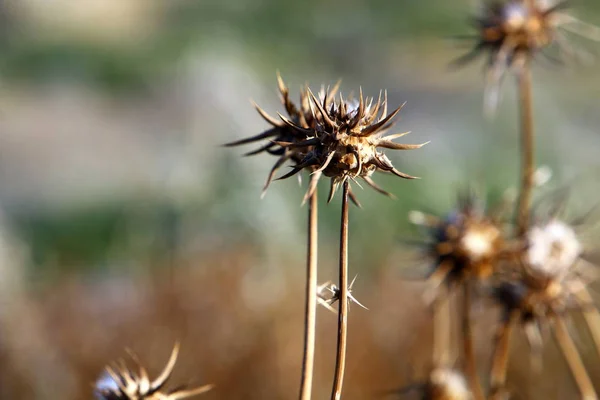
[409,192,512,400]
[489,206,600,399]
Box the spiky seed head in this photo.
[424,368,471,400]
[525,219,581,280]
[94,344,213,400]
[279,88,426,202]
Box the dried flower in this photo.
[278,88,427,202]
[225,73,369,205]
[453,0,600,111]
[94,343,213,400]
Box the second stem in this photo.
[299,190,318,400]
[331,180,350,400]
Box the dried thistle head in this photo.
[94,343,213,400]
[410,192,508,295]
[424,368,472,400]
[454,0,600,111]
[279,88,427,202]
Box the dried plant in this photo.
[230,75,425,400]
[277,88,425,400]
[94,343,213,400]
[454,0,600,113]
[409,192,513,400]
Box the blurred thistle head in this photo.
[453,0,600,112]
[410,192,508,293]
[424,368,472,400]
[278,87,427,203]
[94,343,213,400]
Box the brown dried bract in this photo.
[278,88,427,203]
[94,343,213,400]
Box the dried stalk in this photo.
[577,288,600,359]
[489,310,518,399]
[299,190,319,400]
[552,316,598,400]
[516,61,535,236]
[331,180,350,400]
[461,281,484,400]
[432,289,451,368]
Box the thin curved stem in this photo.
[516,61,535,236]
[552,316,598,400]
[462,281,485,400]
[331,180,350,400]
[299,190,318,400]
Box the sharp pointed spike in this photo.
[327,179,339,203]
[251,100,282,126]
[391,168,420,180]
[262,154,291,196]
[224,128,279,147]
[361,104,403,136]
[376,140,429,150]
[308,87,336,128]
[348,187,362,208]
[362,176,396,199]
[302,171,322,205]
[150,343,180,392]
[169,384,215,400]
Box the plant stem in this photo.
[432,289,451,368]
[577,288,600,359]
[553,316,598,400]
[299,190,318,400]
[462,281,484,400]
[516,61,535,236]
[331,180,350,400]
[489,310,518,399]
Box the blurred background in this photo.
[1,0,600,398]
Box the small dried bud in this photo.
[425,368,471,400]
